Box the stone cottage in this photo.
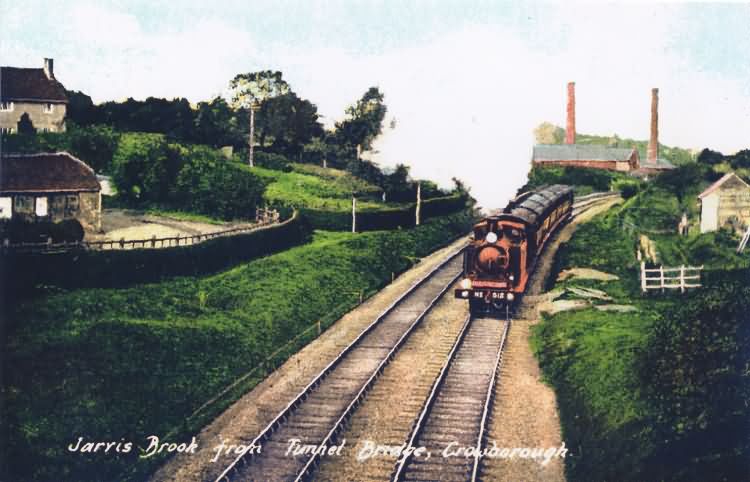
[698,172,750,233]
[0,152,101,232]
[0,58,68,134]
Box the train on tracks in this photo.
[455,184,574,315]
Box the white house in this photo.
[698,172,750,233]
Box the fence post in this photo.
[659,265,665,292]
[317,320,321,335]
[359,290,364,304]
[680,265,685,293]
[415,182,421,226]
[640,262,646,293]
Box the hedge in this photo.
[3,212,310,296]
[300,194,468,231]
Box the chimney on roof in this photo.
[647,88,659,162]
[565,82,576,144]
[43,58,54,80]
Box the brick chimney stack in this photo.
[43,58,54,80]
[565,82,576,144]
[647,88,659,162]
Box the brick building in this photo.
[532,144,640,171]
[0,58,68,134]
[697,172,750,234]
[0,152,101,232]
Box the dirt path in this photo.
[148,236,469,482]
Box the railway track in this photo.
[214,248,465,482]
[390,315,510,482]
[571,192,619,217]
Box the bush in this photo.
[613,179,640,199]
[254,151,293,172]
[520,165,624,194]
[111,133,179,203]
[171,145,266,220]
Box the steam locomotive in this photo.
[455,185,574,315]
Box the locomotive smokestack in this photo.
[565,82,576,144]
[647,88,659,162]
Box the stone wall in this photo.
[6,191,100,232]
[717,186,750,232]
[0,101,66,133]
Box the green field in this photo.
[532,192,750,481]
[2,212,473,481]
[253,165,401,211]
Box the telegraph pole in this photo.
[415,182,422,225]
[248,103,259,167]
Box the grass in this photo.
[289,163,382,195]
[252,166,402,211]
[2,212,474,481]
[532,189,749,480]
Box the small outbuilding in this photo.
[0,152,102,232]
[697,172,750,233]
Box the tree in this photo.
[65,90,96,125]
[229,71,291,167]
[193,97,244,148]
[697,148,724,166]
[111,133,180,203]
[255,92,324,158]
[729,149,750,169]
[334,87,387,154]
[533,122,560,144]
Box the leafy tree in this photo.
[193,97,244,147]
[334,87,387,153]
[382,164,413,202]
[111,133,180,203]
[65,90,96,125]
[533,122,563,144]
[728,149,750,169]
[255,92,324,158]
[697,148,724,165]
[654,163,709,201]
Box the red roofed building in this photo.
[0,58,68,134]
[0,152,101,231]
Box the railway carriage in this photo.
[455,184,574,315]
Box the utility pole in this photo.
[415,182,422,225]
[248,103,259,167]
[352,195,357,233]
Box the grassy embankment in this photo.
[531,183,749,481]
[2,212,474,482]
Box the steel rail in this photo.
[470,317,511,482]
[390,313,474,481]
[214,243,466,482]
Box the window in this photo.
[35,197,48,216]
[43,103,54,113]
[0,127,13,135]
[64,194,79,218]
[0,197,11,219]
[41,127,50,133]
[0,101,13,112]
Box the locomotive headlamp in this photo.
[460,278,472,289]
[485,232,498,244]
[506,293,515,301]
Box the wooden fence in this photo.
[2,209,281,254]
[640,262,703,293]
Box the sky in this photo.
[2,1,749,209]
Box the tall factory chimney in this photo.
[565,82,576,144]
[647,88,659,162]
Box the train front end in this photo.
[454,217,527,314]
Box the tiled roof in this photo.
[640,158,676,169]
[0,152,100,193]
[532,144,636,162]
[0,67,68,103]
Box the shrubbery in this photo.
[254,151,293,171]
[111,133,266,220]
[0,124,121,173]
[519,165,625,194]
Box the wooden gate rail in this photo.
[640,262,703,293]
